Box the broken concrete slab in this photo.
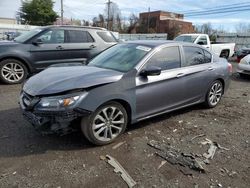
[148,140,206,173]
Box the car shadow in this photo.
[231,72,250,82]
[0,108,93,158]
[0,104,204,158]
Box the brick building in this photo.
[138,11,194,39]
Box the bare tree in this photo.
[92,14,105,27]
[127,13,139,33]
[195,23,213,35]
[104,2,121,31]
[235,23,250,33]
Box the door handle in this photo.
[176,73,185,78]
[56,45,64,50]
[89,44,96,49]
[208,67,214,71]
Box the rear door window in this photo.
[145,46,181,71]
[183,46,206,67]
[97,31,117,42]
[66,30,94,43]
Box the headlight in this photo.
[36,93,86,110]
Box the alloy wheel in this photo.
[208,82,223,106]
[1,62,24,83]
[92,106,125,142]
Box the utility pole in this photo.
[106,0,112,30]
[147,7,150,33]
[61,0,64,25]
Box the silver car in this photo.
[20,41,232,145]
[237,54,250,77]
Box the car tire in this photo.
[81,101,128,145]
[0,59,28,84]
[204,80,224,108]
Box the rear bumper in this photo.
[237,64,250,75]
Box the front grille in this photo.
[34,110,78,119]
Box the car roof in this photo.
[42,25,107,31]
[178,33,205,36]
[125,40,176,48]
[124,40,202,48]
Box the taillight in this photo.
[228,63,233,73]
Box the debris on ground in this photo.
[157,160,167,169]
[201,139,217,159]
[148,140,206,173]
[201,138,230,159]
[112,141,126,150]
[191,134,206,141]
[101,155,136,188]
[220,167,238,177]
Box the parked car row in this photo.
[0,26,118,84]
[0,27,233,145]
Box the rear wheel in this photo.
[0,59,28,84]
[204,80,223,108]
[81,102,128,145]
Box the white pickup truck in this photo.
[174,34,235,58]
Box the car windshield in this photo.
[88,43,151,72]
[14,28,42,43]
[174,35,198,43]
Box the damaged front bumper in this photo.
[20,92,91,134]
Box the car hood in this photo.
[23,65,124,96]
[0,40,20,46]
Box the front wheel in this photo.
[0,59,28,84]
[81,102,128,145]
[204,80,224,108]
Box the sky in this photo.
[0,0,250,32]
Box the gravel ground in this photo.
[0,62,249,188]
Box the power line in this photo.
[186,7,250,17]
[182,2,250,13]
[185,5,250,15]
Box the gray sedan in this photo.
[20,41,232,145]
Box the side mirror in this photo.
[32,38,43,45]
[140,66,161,77]
[197,41,205,45]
